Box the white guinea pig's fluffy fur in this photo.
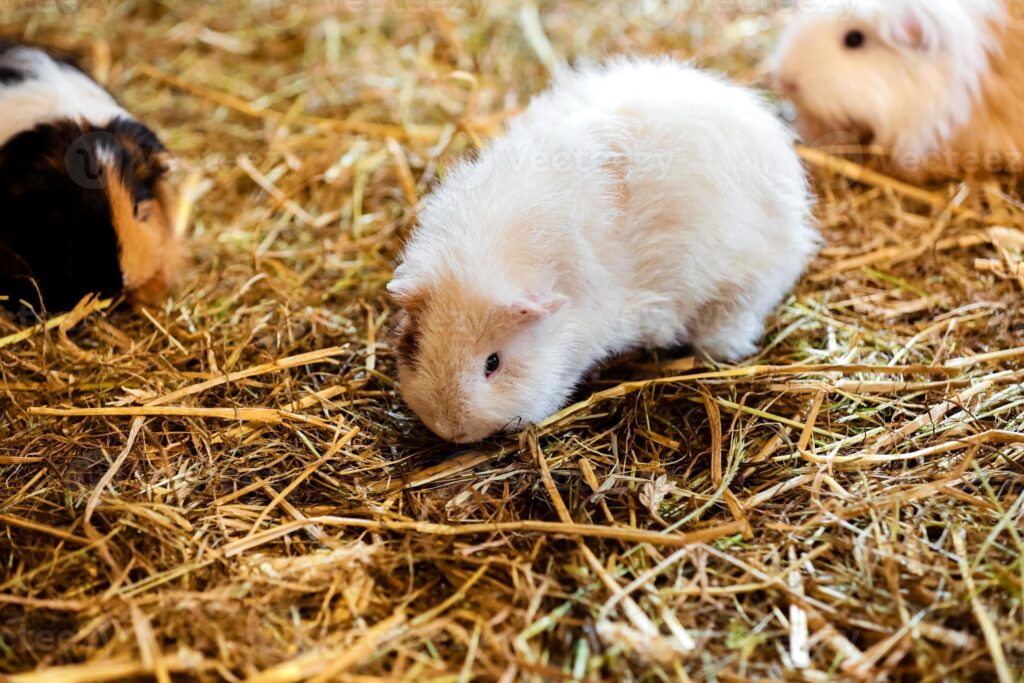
[773,0,1024,180]
[388,58,819,443]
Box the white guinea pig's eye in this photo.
[485,353,500,377]
[844,30,866,49]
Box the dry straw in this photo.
[1,1,1022,681]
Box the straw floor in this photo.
[1,1,1022,681]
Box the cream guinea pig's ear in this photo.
[501,292,568,328]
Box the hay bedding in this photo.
[1,1,1022,680]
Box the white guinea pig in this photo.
[388,58,819,444]
[772,0,1024,180]
[0,41,182,312]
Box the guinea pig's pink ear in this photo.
[888,10,937,51]
[502,292,569,327]
[899,17,926,49]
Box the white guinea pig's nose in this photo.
[426,417,468,443]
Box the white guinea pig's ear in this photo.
[503,292,568,327]
[896,15,926,49]
[884,8,940,51]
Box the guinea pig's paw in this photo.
[692,334,760,365]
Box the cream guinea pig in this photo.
[772,0,1024,180]
[387,58,819,444]
[0,41,182,312]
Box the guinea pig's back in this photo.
[593,62,804,211]
[565,60,815,298]
[564,60,779,135]
[0,43,128,148]
[945,4,1024,175]
[557,59,803,199]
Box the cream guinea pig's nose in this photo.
[779,77,799,96]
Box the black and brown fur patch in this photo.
[0,117,180,312]
[392,309,422,365]
[0,41,25,85]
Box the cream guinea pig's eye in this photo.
[485,353,500,377]
[844,30,866,49]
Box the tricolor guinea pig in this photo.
[388,58,819,444]
[772,0,1024,181]
[0,41,182,312]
